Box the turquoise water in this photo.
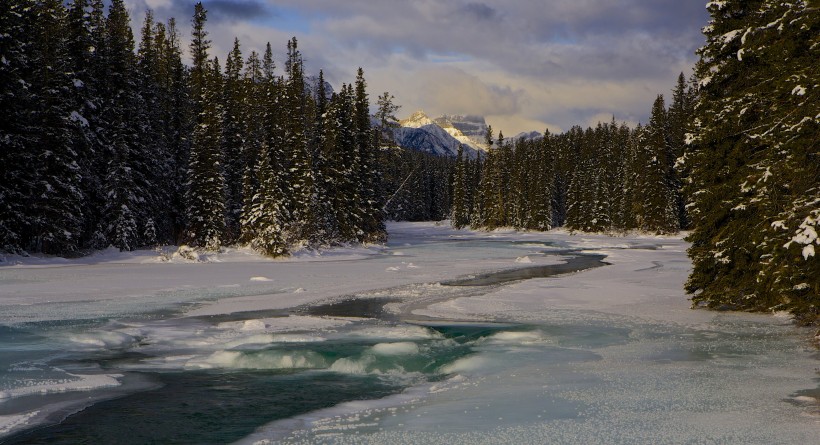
[3,236,816,444]
[0,317,523,444]
[5,371,400,444]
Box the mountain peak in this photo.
[400,110,435,128]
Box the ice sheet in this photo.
[1,222,817,443]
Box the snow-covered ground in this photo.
[1,222,817,442]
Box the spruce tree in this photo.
[527,134,553,231]
[310,70,339,243]
[249,140,288,257]
[98,0,152,251]
[331,84,359,241]
[375,91,401,148]
[0,0,36,252]
[239,50,265,243]
[451,145,468,229]
[636,96,678,233]
[283,37,314,243]
[222,37,245,242]
[686,0,819,320]
[27,0,86,254]
[185,4,225,249]
[353,68,386,243]
[667,73,694,229]
[67,0,106,247]
[686,0,770,308]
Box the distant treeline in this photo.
[451,74,696,235]
[449,0,819,324]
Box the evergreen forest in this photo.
[450,79,696,236]
[1,0,386,257]
[0,1,817,322]
[450,1,819,323]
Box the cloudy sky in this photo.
[125,0,709,135]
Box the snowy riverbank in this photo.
[1,222,817,443]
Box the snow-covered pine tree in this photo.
[331,84,360,242]
[137,9,179,247]
[565,126,596,232]
[464,152,480,225]
[685,0,768,308]
[476,139,499,229]
[98,0,154,251]
[239,49,264,243]
[497,132,512,227]
[283,37,315,244]
[610,122,633,231]
[509,137,528,229]
[687,0,818,320]
[156,17,192,244]
[589,122,614,233]
[66,0,106,247]
[750,0,819,322]
[634,96,678,234]
[527,132,553,231]
[27,0,86,254]
[310,70,339,243]
[451,145,468,229]
[353,68,386,243]
[667,73,695,230]
[0,0,36,253]
[468,154,485,228]
[249,140,288,257]
[222,37,246,243]
[550,130,573,228]
[185,3,226,249]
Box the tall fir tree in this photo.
[27,0,86,254]
[185,4,225,249]
[635,96,678,234]
[354,68,386,243]
[222,37,246,242]
[686,0,819,321]
[98,0,153,251]
[311,70,339,243]
[451,145,468,229]
[283,37,314,243]
[238,49,264,243]
[0,0,37,252]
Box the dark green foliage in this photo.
[459,108,685,236]
[451,145,468,229]
[186,55,226,249]
[354,68,386,243]
[0,0,36,252]
[222,38,246,243]
[633,96,678,234]
[0,1,386,257]
[685,0,819,322]
[383,149,454,222]
[184,4,225,249]
[27,0,86,254]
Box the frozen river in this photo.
[1,222,817,443]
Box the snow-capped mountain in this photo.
[433,115,489,149]
[400,110,437,128]
[393,111,485,158]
